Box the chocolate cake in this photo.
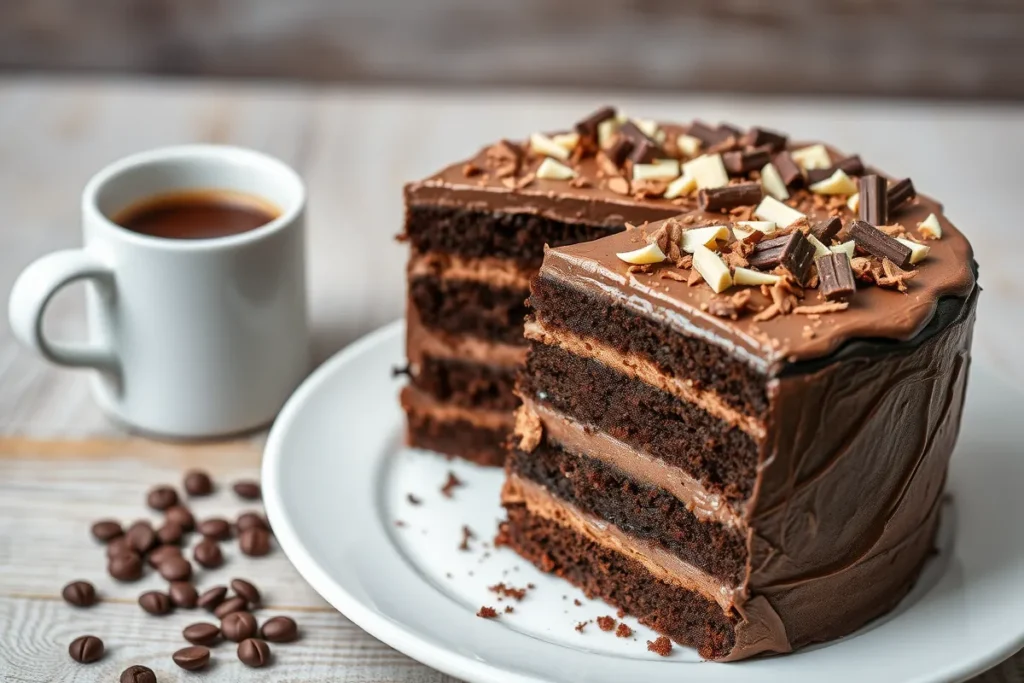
[496,123,978,659]
[401,108,711,465]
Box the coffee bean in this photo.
[193,538,224,569]
[126,520,157,554]
[68,635,104,663]
[107,536,134,559]
[232,479,261,500]
[147,485,179,511]
[221,611,258,642]
[236,511,269,533]
[198,517,232,541]
[156,521,183,546]
[214,595,248,619]
[139,590,173,615]
[184,469,214,496]
[237,638,271,668]
[169,581,198,608]
[239,527,271,557]
[62,580,97,607]
[164,504,195,532]
[183,622,221,646]
[158,556,193,582]
[172,645,210,671]
[108,552,144,582]
[197,585,227,611]
[230,578,261,607]
[147,544,182,569]
[120,664,157,683]
[91,519,123,543]
[260,615,298,643]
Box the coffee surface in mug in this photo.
[113,189,280,240]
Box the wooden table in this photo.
[0,77,1021,682]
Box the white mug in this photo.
[8,145,310,438]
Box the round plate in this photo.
[263,320,1024,683]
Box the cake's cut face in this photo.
[495,117,978,660]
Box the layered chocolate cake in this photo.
[497,127,978,659]
[401,108,719,465]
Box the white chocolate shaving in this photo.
[830,241,856,258]
[735,220,777,235]
[692,245,733,293]
[634,118,663,142]
[536,157,577,180]
[791,144,832,171]
[597,119,619,149]
[896,238,931,264]
[847,193,860,212]
[754,196,806,227]
[918,213,943,239]
[807,234,831,258]
[682,154,729,190]
[551,132,580,153]
[809,169,858,195]
[616,242,667,265]
[734,267,781,286]
[632,159,680,181]
[663,172,697,199]
[676,134,702,158]
[530,132,570,160]
[760,162,790,201]
[681,225,730,253]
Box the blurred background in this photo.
[2,0,1022,99]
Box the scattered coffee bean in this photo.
[156,521,183,546]
[193,538,224,569]
[120,664,157,683]
[169,581,198,608]
[108,552,144,582]
[62,580,97,607]
[184,469,214,496]
[147,544,182,569]
[237,638,271,668]
[214,595,248,619]
[239,527,271,557]
[126,520,157,554]
[221,611,258,642]
[236,511,269,533]
[147,485,179,511]
[164,504,195,532]
[68,635,104,663]
[158,556,193,582]
[91,519,123,543]
[232,479,261,500]
[106,536,134,559]
[260,616,298,643]
[197,585,228,611]
[139,590,173,616]
[230,578,261,607]
[198,517,232,541]
[172,645,211,671]
[183,622,221,646]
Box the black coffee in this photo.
[113,189,280,240]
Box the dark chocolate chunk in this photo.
[139,590,173,616]
[698,183,763,212]
[108,552,144,582]
[90,519,123,543]
[858,174,889,226]
[749,231,816,284]
[183,469,214,496]
[817,253,857,301]
[193,537,224,569]
[221,611,259,642]
[68,635,104,664]
[156,521,183,546]
[125,520,157,554]
[236,511,269,533]
[237,638,271,668]
[606,136,633,166]
[106,537,133,560]
[887,178,917,213]
[183,622,221,647]
[164,505,195,532]
[810,216,843,243]
[230,578,261,607]
[739,126,788,152]
[806,155,865,184]
[232,480,261,500]
[158,556,193,582]
[628,137,661,163]
[717,122,743,137]
[120,664,157,683]
[239,527,272,557]
[172,645,211,671]
[62,580,97,607]
[147,544,182,569]
[169,581,198,608]
[722,148,771,176]
[848,220,913,269]
[214,596,249,619]
[197,585,228,611]
[686,120,730,147]
[772,151,804,188]
[198,517,232,540]
[260,616,299,643]
[146,485,179,511]
[574,106,616,142]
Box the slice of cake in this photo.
[498,140,978,659]
[401,108,710,465]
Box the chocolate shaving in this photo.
[606,136,633,167]
[618,121,664,162]
[740,127,788,152]
[793,302,850,314]
[485,140,521,178]
[887,178,916,213]
[877,257,918,291]
[723,148,771,176]
[661,270,687,282]
[749,231,816,284]
[858,174,889,226]
[574,106,616,144]
[816,253,856,302]
[810,216,842,243]
[772,151,804,188]
[848,220,912,269]
[698,183,762,212]
[806,155,865,184]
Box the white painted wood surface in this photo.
[0,77,1021,681]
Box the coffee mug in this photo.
[8,145,310,438]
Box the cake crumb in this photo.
[459,525,475,551]
[394,520,406,528]
[616,623,633,638]
[406,493,422,505]
[647,636,673,656]
[441,472,463,498]
[504,605,515,614]
[616,609,626,618]
[575,620,589,633]
[573,599,582,607]
[477,606,499,619]
[489,582,528,601]
[596,616,616,632]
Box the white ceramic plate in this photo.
[263,320,1024,683]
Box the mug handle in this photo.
[8,249,119,371]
